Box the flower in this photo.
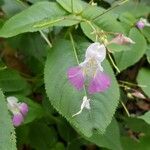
[72,96,90,117]
[136,18,150,29]
[109,34,135,45]
[67,42,111,94]
[7,96,28,127]
[131,91,146,99]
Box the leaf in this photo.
[125,117,150,135]
[138,111,150,125]
[121,136,150,150]
[2,0,25,17]
[51,142,65,150]
[56,0,84,14]
[146,46,150,64]
[112,1,150,18]
[0,2,79,38]
[44,39,120,137]
[28,122,57,150]
[0,89,17,150]
[114,28,147,71]
[0,68,30,94]
[88,119,123,150]
[141,27,150,42]
[137,68,150,97]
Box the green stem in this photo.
[16,0,28,8]
[69,32,87,96]
[108,53,120,73]
[69,32,80,64]
[119,80,147,88]
[71,0,73,13]
[39,30,52,48]
[120,100,130,117]
[92,0,128,21]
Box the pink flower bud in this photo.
[136,18,150,29]
[19,103,28,116]
[136,20,145,29]
[12,113,24,127]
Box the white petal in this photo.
[80,96,90,110]
[72,96,91,117]
[85,42,106,62]
[7,96,19,114]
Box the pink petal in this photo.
[12,113,24,127]
[67,67,84,90]
[88,72,111,94]
[19,103,28,116]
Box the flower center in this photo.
[82,58,98,78]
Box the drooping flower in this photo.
[72,96,90,117]
[7,96,28,127]
[131,91,146,99]
[109,34,135,45]
[67,42,111,94]
[136,18,150,29]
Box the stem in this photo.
[69,32,87,96]
[119,80,147,88]
[16,0,28,8]
[69,32,80,64]
[33,18,65,28]
[39,30,52,48]
[71,0,73,13]
[120,100,130,117]
[108,53,120,73]
[92,0,128,21]
[85,20,98,41]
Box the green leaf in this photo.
[56,0,84,14]
[88,119,122,150]
[112,1,150,18]
[114,28,147,71]
[28,122,57,150]
[138,111,150,125]
[0,89,17,150]
[0,2,79,38]
[0,68,30,94]
[125,117,150,135]
[44,39,120,137]
[146,46,150,64]
[2,0,25,17]
[141,27,150,42]
[137,68,150,97]
[121,136,150,150]
[51,142,65,150]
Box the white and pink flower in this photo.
[7,96,28,127]
[67,42,111,94]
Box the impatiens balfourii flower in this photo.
[109,34,135,45]
[7,96,28,127]
[72,96,90,117]
[67,42,111,94]
[136,18,150,29]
